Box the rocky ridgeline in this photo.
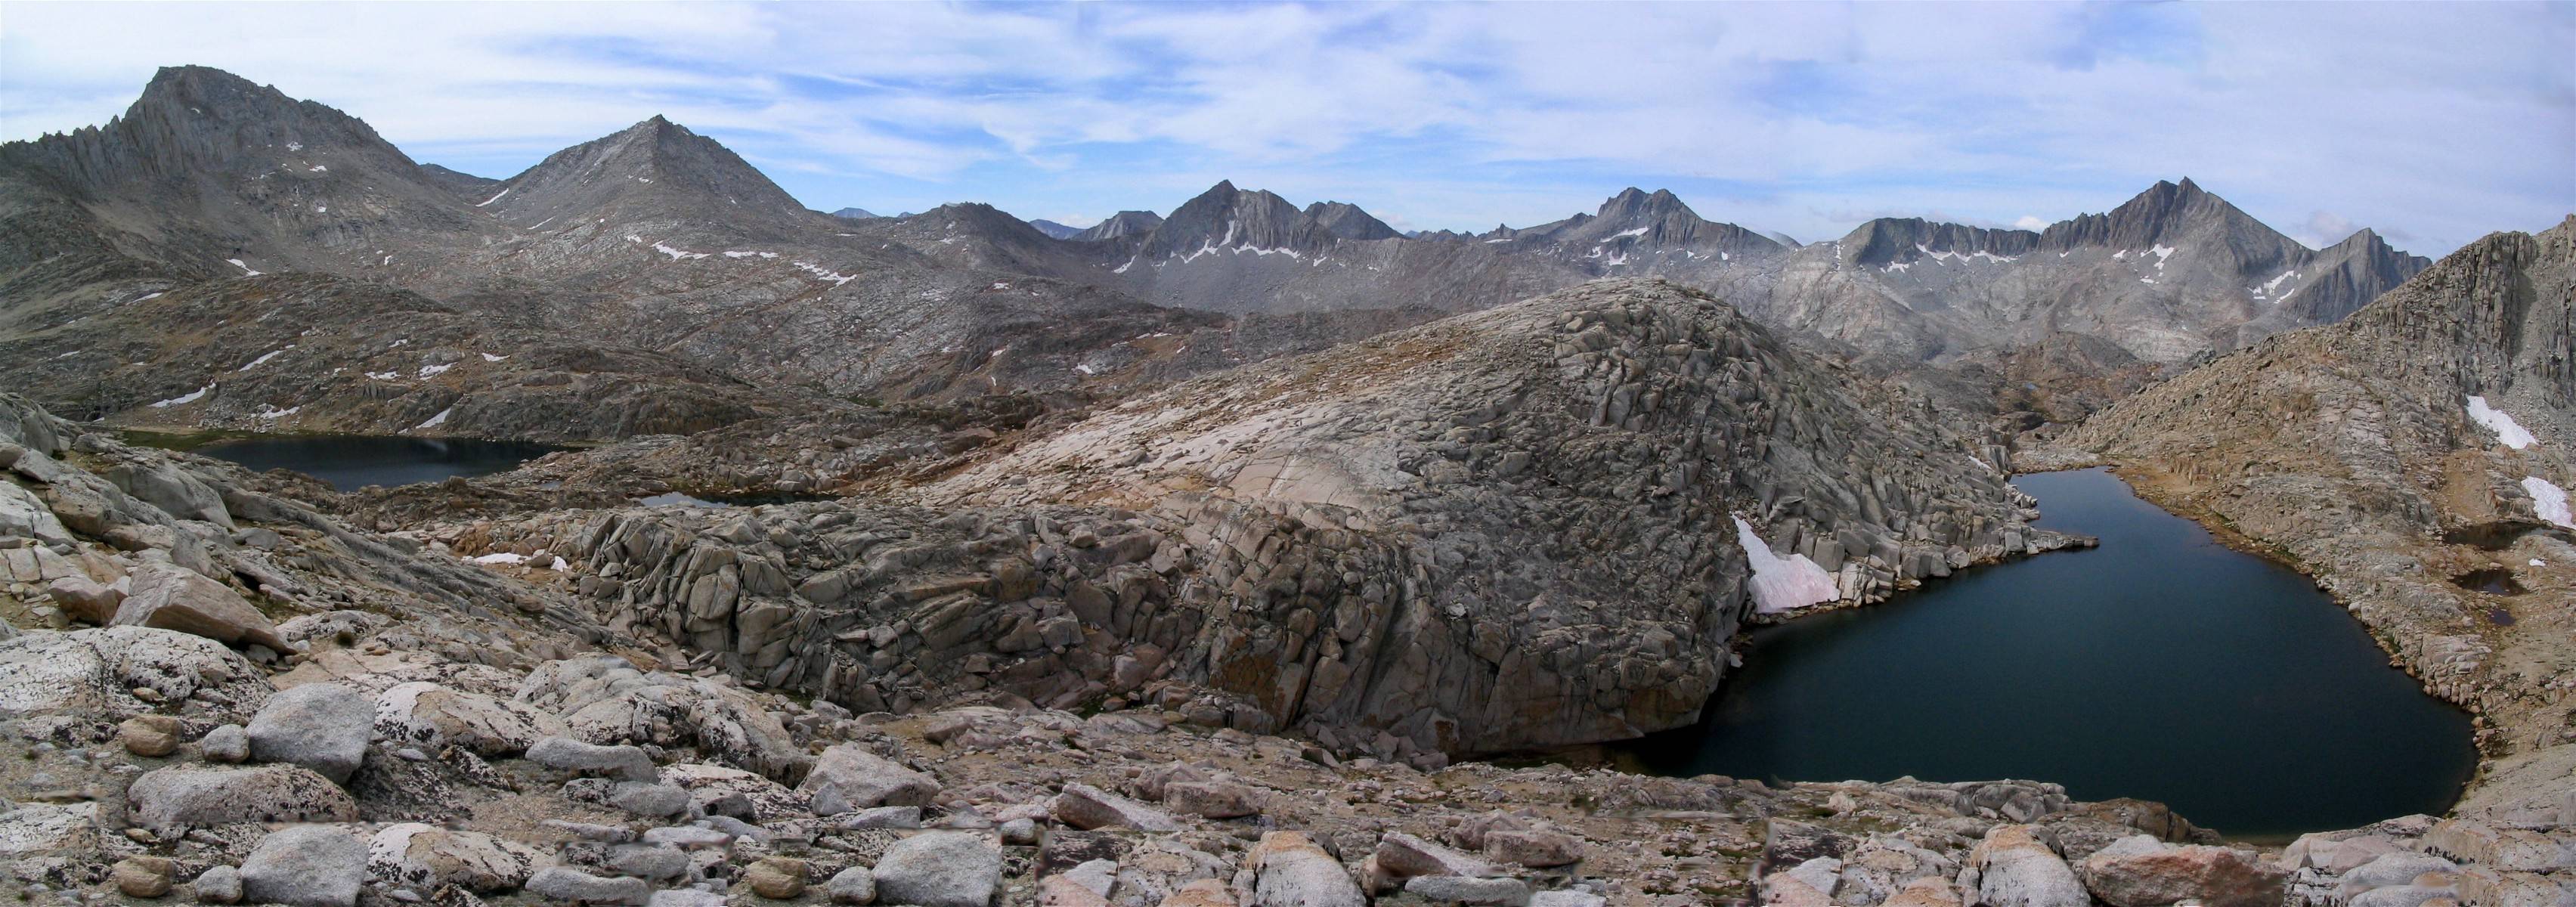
[3,388,2366,907]
[2068,220,2576,828]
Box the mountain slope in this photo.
[2067,216,2575,823]
[1026,218,1084,240]
[1304,200,1401,240]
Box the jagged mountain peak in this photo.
[1596,187,1694,221]
[1138,181,1333,258]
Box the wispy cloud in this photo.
[2,1,2566,253]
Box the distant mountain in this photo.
[471,115,828,240]
[1138,181,1338,260]
[1073,210,1161,241]
[418,163,502,199]
[1026,218,1085,240]
[829,206,878,220]
[1303,201,1401,240]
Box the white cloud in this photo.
[2014,215,2050,231]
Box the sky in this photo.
[2,2,2570,255]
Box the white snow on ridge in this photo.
[481,353,507,362]
[253,404,299,419]
[1112,256,1137,274]
[2149,244,2175,269]
[413,407,452,430]
[791,261,856,285]
[417,363,453,379]
[148,384,214,408]
[1607,227,1650,240]
[475,188,510,207]
[1734,516,1840,614]
[2524,476,2572,529]
[652,242,707,261]
[237,346,293,371]
[226,258,262,277]
[470,552,528,565]
[2466,396,2536,449]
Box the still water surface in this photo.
[1627,468,2475,837]
[189,435,559,491]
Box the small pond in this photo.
[181,435,561,491]
[1623,468,2477,838]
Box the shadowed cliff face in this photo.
[2069,216,2576,823]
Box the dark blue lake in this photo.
[1627,467,2475,837]
[189,435,559,491]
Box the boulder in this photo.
[800,743,939,813]
[663,761,807,821]
[1527,893,1607,907]
[0,626,269,722]
[872,831,1002,907]
[2339,853,2461,900]
[193,865,244,904]
[1250,831,1365,907]
[240,825,365,907]
[1376,831,1501,879]
[1880,877,1965,907]
[605,843,691,881]
[120,714,181,757]
[1165,780,1263,819]
[525,865,652,904]
[0,478,72,546]
[825,865,877,904]
[114,856,176,898]
[647,892,728,907]
[1484,827,1584,868]
[2079,835,2289,907]
[367,823,545,893]
[1965,825,2086,907]
[105,461,234,529]
[1056,782,1184,831]
[45,574,124,624]
[527,735,658,782]
[375,681,569,757]
[115,561,291,651]
[126,763,359,829]
[517,656,810,782]
[246,683,373,784]
[746,856,810,899]
[201,723,250,762]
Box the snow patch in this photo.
[475,188,510,207]
[308,164,327,172]
[723,250,779,259]
[238,347,293,371]
[131,292,164,304]
[2524,476,2572,529]
[1606,227,1649,240]
[1112,256,1137,274]
[469,552,528,565]
[790,261,856,285]
[1734,517,1840,614]
[413,407,452,430]
[2466,396,2535,449]
[481,353,507,362]
[652,242,707,261]
[417,363,453,379]
[253,404,299,419]
[1073,364,1096,375]
[226,258,262,277]
[366,371,398,380]
[148,385,214,408]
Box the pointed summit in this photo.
[478,115,819,236]
[1304,201,1400,240]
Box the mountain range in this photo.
[0,66,2432,441]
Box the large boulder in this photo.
[0,625,269,720]
[376,681,568,757]
[1053,782,1182,832]
[240,825,365,907]
[871,831,1002,907]
[517,656,809,782]
[525,866,652,904]
[0,479,72,546]
[367,823,545,893]
[2079,836,2290,907]
[800,743,939,814]
[1963,825,2087,907]
[114,561,291,651]
[527,735,659,781]
[1250,831,1365,907]
[246,683,373,784]
[126,763,359,829]
[104,460,234,529]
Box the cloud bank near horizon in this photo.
[3,1,2568,253]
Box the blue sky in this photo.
[3,2,2570,253]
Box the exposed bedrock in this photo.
[460,280,2073,759]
